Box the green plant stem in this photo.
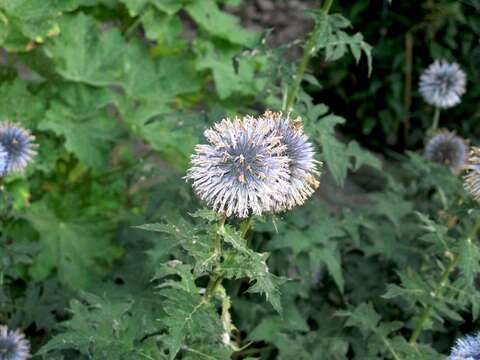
[204,214,227,302]
[409,216,480,344]
[430,107,440,132]
[205,216,255,303]
[239,216,255,239]
[283,0,334,112]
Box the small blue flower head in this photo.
[261,111,321,210]
[0,122,36,176]
[0,325,30,360]
[448,331,480,360]
[419,60,467,109]
[424,130,468,175]
[186,116,291,218]
[464,147,480,201]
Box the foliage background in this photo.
[0,0,479,359]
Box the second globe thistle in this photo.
[0,122,36,176]
[261,111,321,210]
[0,325,30,360]
[419,60,467,109]
[186,116,292,218]
[424,130,468,175]
[448,331,480,360]
[464,147,480,201]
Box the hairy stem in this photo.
[409,216,480,344]
[283,0,335,112]
[204,214,227,302]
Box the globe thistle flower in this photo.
[0,325,30,360]
[424,130,468,175]
[419,60,467,109]
[0,122,36,175]
[186,116,291,218]
[260,111,321,210]
[448,331,480,360]
[464,147,480,201]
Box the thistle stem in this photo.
[409,216,480,344]
[430,107,440,132]
[283,0,335,112]
[204,215,255,303]
[204,214,227,302]
[240,216,255,239]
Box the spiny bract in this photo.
[0,325,30,360]
[260,111,321,210]
[463,147,480,201]
[448,332,480,360]
[424,130,468,175]
[186,115,291,218]
[419,60,467,109]
[0,122,36,176]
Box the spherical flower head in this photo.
[260,111,321,210]
[0,325,30,360]
[186,116,291,218]
[464,147,480,201]
[419,60,466,109]
[0,122,36,176]
[448,332,480,360]
[424,130,468,175]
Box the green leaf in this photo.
[121,0,183,16]
[39,84,123,169]
[312,12,372,75]
[37,293,153,359]
[220,225,285,313]
[346,141,382,171]
[311,243,344,293]
[27,202,121,289]
[313,114,349,186]
[193,39,266,99]
[0,0,64,49]
[44,13,125,86]
[0,79,46,128]
[122,40,201,101]
[141,7,186,54]
[185,0,258,46]
[156,262,228,360]
[319,133,349,187]
[457,236,480,286]
[138,219,217,274]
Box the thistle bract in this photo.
[0,325,30,360]
[419,60,466,109]
[261,111,320,210]
[186,116,291,218]
[463,147,480,201]
[0,122,36,175]
[448,332,480,360]
[424,130,468,174]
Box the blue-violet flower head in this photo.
[0,325,30,360]
[186,116,291,218]
[419,60,466,109]
[448,331,480,360]
[261,111,321,210]
[0,122,36,175]
[424,130,468,174]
